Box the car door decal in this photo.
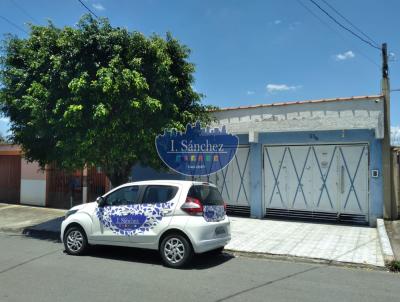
[96,202,172,236]
[203,205,225,222]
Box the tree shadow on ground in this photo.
[22,217,63,242]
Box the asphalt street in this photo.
[0,233,399,302]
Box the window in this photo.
[142,185,178,204]
[105,186,140,206]
[187,185,224,205]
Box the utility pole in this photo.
[381,43,395,219]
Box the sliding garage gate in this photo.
[206,146,251,216]
[263,144,369,223]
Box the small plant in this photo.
[387,260,400,272]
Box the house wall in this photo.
[213,97,384,138]
[20,159,46,206]
[131,129,383,225]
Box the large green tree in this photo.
[0,15,212,186]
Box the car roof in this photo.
[117,180,216,187]
[103,180,218,196]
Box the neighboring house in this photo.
[133,95,389,226]
[0,144,109,209]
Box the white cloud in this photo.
[266,83,302,93]
[389,52,396,62]
[392,126,400,146]
[92,3,105,11]
[0,117,10,123]
[274,20,282,25]
[335,50,355,61]
[289,21,301,30]
[246,90,255,95]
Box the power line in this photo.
[9,0,39,24]
[77,0,99,19]
[296,0,380,68]
[0,15,28,34]
[308,0,381,50]
[320,0,378,47]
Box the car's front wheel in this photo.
[64,226,88,255]
[160,234,193,268]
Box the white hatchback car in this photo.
[61,180,231,267]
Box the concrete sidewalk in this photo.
[0,203,65,238]
[0,203,386,267]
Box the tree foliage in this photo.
[0,15,213,185]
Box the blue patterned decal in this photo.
[203,205,225,222]
[96,202,171,236]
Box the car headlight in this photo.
[65,209,78,219]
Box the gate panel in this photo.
[312,145,338,213]
[264,146,287,209]
[211,146,250,207]
[0,155,21,203]
[338,145,369,215]
[46,164,83,209]
[87,167,108,202]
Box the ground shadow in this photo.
[259,216,371,228]
[22,217,63,242]
[80,244,234,269]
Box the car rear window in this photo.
[187,185,224,206]
[142,185,178,204]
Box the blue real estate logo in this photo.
[155,122,239,176]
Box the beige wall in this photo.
[21,159,46,180]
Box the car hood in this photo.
[69,201,97,212]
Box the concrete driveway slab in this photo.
[226,217,385,267]
[0,203,65,233]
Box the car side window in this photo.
[142,185,178,204]
[105,186,140,206]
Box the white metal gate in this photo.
[263,144,369,223]
[190,146,251,216]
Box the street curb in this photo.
[225,249,388,271]
[377,218,395,264]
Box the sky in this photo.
[0,0,399,143]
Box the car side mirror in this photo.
[96,196,105,207]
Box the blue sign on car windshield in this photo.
[155,122,239,176]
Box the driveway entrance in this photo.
[226,217,384,267]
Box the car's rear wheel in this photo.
[160,234,193,268]
[64,226,88,255]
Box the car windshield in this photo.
[187,185,224,206]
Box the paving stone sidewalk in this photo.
[226,217,385,267]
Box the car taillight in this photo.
[181,196,203,215]
[223,202,227,211]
